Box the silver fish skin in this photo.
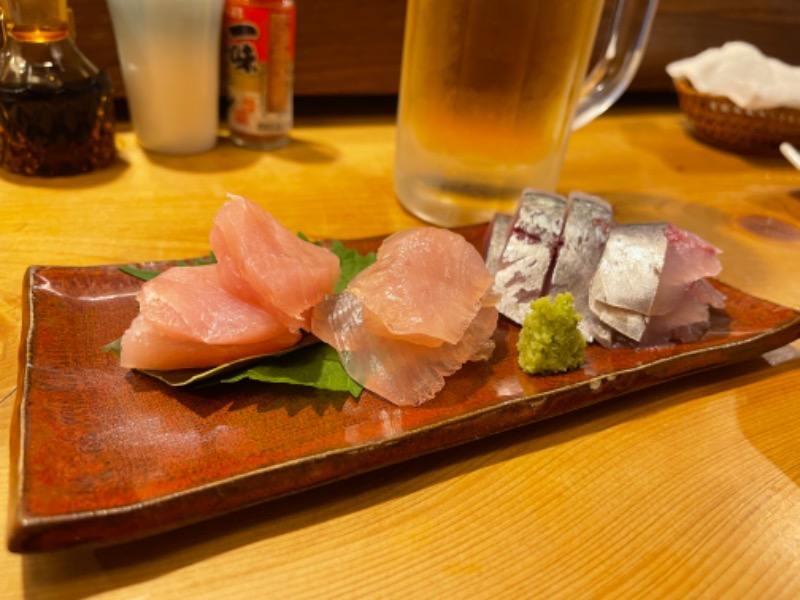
[493,190,567,325]
[483,212,513,276]
[588,222,670,342]
[549,191,614,342]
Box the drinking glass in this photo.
[394,0,659,226]
[107,0,225,155]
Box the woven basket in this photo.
[674,78,800,155]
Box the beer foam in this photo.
[666,41,800,110]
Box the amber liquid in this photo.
[394,0,603,225]
[399,0,603,164]
[0,71,115,176]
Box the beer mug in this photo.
[394,0,659,226]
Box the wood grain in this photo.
[67,0,800,99]
[1,106,799,596]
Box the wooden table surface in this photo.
[1,104,799,598]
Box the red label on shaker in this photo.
[225,4,271,64]
[224,0,295,146]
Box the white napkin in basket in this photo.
[666,41,800,110]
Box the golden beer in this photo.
[395,0,605,225]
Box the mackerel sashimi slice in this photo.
[589,222,724,345]
[210,194,341,331]
[487,189,726,349]
[548,192,614,342]
[493,191,567,325]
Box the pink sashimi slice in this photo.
[136,264,290,345]
[348,227,494,347]
[651,224,722,315]
[210,194,341,330]
[120,315,302,370]
[312,291,497,406]
[638,293,714,346]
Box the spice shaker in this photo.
[0,0,115,176]
[224,0,295,150]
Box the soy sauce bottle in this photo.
[0,0,115,176]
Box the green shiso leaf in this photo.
[103,338,122,357]
[221,343,363,396]
[117,265,163,281]
[329,240,376,293]
[118,253,217,281]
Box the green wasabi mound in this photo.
[517,293,586,375]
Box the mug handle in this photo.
[573,0,660,129]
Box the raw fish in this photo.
[312,292,497,406]
[136,264,290,345]
[493,191,567,325]
[348,227,494,347]
[312,227,498,406]
[588,222,724,345]
[483,212,513,275]
[548,192,614,342]
[210,194,341,330]
[488,189,726,349]
[120,315,301,370]
[118,195,336,371]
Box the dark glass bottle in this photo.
[0,0,115,176]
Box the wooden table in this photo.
[1,105,799,598]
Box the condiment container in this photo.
[0,0,115,176]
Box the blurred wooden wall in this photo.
[71,0,800,100]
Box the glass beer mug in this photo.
[394,0,659,226]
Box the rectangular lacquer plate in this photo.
[8,225,800,552]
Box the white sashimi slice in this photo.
[120,315,301,370]
[312,291,497,406]
[348,228,494,347]
[650,224,722,314]
[638,293,714,346]
[688,278,726,309]
[136,264,289,345]
[210,194,341,330]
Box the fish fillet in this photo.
[136,264,289,345]
[120,315,301,370]
[210,194,341,330]
[589,222,724,345]
[493,191,567,325]
[348,227,494,347]
[312,227,498,406]
[548,191,614,342]
[312,291,498,406]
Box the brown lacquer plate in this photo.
[8,225,800,553]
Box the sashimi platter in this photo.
[10,192,800,552]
